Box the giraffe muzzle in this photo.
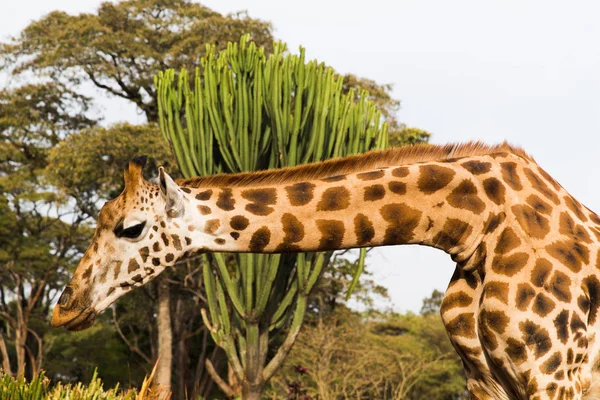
[51,286,97,331]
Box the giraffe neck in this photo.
[183,154,508,261]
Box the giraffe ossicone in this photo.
[52,142,600,399]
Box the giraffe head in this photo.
[51,157,199,330]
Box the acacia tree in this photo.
[156,36,390,399]
[0,0,273,123]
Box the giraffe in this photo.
[51,142,600,400]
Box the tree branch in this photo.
[111,307,152,364]
[0,331,13,376]
[205,358,235,399]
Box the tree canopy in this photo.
[1,0,274,122]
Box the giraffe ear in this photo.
[158,167,184,218]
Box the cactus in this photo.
[155,35,388,399]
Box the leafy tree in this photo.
[268,309,465,400]
[0,83,96,378]
[1,0,274,123]
[420,289,445,316]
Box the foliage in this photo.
[1,0,274,122]
[0,82,96,378]
[47,123,178,213]
[267,307,465,400]
[309,252,390,316]
[420,288,444,316]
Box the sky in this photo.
[3,0,600,312]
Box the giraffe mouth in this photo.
[51,307,97,331]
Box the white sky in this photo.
[3,0,600,312]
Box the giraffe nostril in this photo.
[58,287,73,309]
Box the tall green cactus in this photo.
[155,35,388,399]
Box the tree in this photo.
[420,289,445,316]
[1,0,274,123]
[267,309,465,400]
[0,83,96,378]
[156,36,389,399]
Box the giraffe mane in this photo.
[178,141,533,188]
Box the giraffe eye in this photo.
[115,221,146,239]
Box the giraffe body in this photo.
[51,143,600,399]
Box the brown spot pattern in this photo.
[484,212,506,234]
[391,167,409,177]
[356,170,385,180]
[492,253,529,277]
[461,160,492,175]
[446,313,476,339]
[172,234,182,250]
[363,185,386,201]
[532,293,555,317]
[526,195,552,215]
[440,291,473,315]
[285,182,315,206]
[276,213,305,252]
[316,219,345,249]
[565,195,588,222]
[495,227,521,254]
[195,189,213,201]
[520,320,551,358]
[230,215,250,231]
[540,352,562,374]
[128,258,140,273]
[354,213,375,245]
[204,219,221,235]
[559,212,591,243]
[316,187,351,211]
[501,162,523,191]
[516,283,536,311]
[483,177,506,205]
[512,204,551,239]
[483,281,509,304]
[506,338,527,364]
[417,165,456,194]
[554,310,569,344]
[523,168,560,204]
[546,240,589,273]
[249,227,271,252]
[446,179,485,214]
[388,181,406,195]
[433,218,473,251]
[242,188,277,216]
[198,205,212,215]
[216,188,235,211]
[138,247,149,263]
[583,276,600,325]
[380,203,422,245]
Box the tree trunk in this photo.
[241,382,265,400]
[156,276,172,398]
